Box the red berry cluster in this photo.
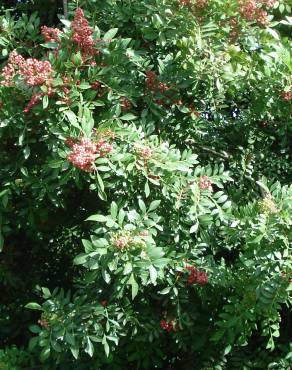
[281,91,292,101]
[71,8,96,59]
[178,0,208,7]
[145,71,182,107]
[160,319,175,333]
[281,272,292,283]
[121,97,132,111]
[41,26,61,43]
[196,0,209,9]
[229,18,240,42]
[38,318,49,329]
[186,265,208,285]
[100,300,108,307]
[23,93,42,113]
[91,81,102,90]
[199,175,213,191]
[146,71,170,94]
[66,137,113,172]
[178,0,191,6]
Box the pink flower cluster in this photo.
[71,8,96,59]
[238,0,271,26]
[21,59,53,86]
[199,175,213,191]
[41,26,61,43]
[186,265,208,285]
[0,51,53,87]
[136,147,153,160]
[113,236,130,249]
[66,137,113,172]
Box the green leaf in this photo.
[149,265,158,284]
[29,336,39,351]
[103,28,118,40]
[86,214,108,222]
[118,209,126,225]
[217,195,228,203]
[70,346,79,360]
[120,113,137,121]
[149,200,161,212]
[129,273,139,300]
[23,146,30,160]
[85,337,94,357]
[152,14,163,28]
[25,302,43,311]
[138,199,147,214]
[102,336,110,357]
[60,19,71,28]
[73,253,88,265]
[123,262,133,275]
[41,287,51,299]
[82,239,93,253]
[48,159,63,168]
[40,347,51,361]
[144,182,150,198]
[224,344,232,355]
[190,222,199,234]
[159,287,171,295]
[29,324,41,334]
[0,233,4,252]
[42,95,49,109]
[41,42,59,49]
[65,332,75,346]
[110,202,118,219]
[64,110,80,130]
[256,180,270,194]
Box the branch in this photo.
[186,139,229,160]
[63,0,68,18]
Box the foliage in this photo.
[0,0,291,369]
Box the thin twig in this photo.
[63,0,68,18]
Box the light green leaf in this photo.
[120,113,137,121]
[129,273,139,300]
[103,28,118,40]
[149,265,158,284]
[144,182,150,198]
[149,200,161,212]
[25,302,43,311]
[86,214,108,222]
[85,337,94,357]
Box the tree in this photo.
[0,1,291,369]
